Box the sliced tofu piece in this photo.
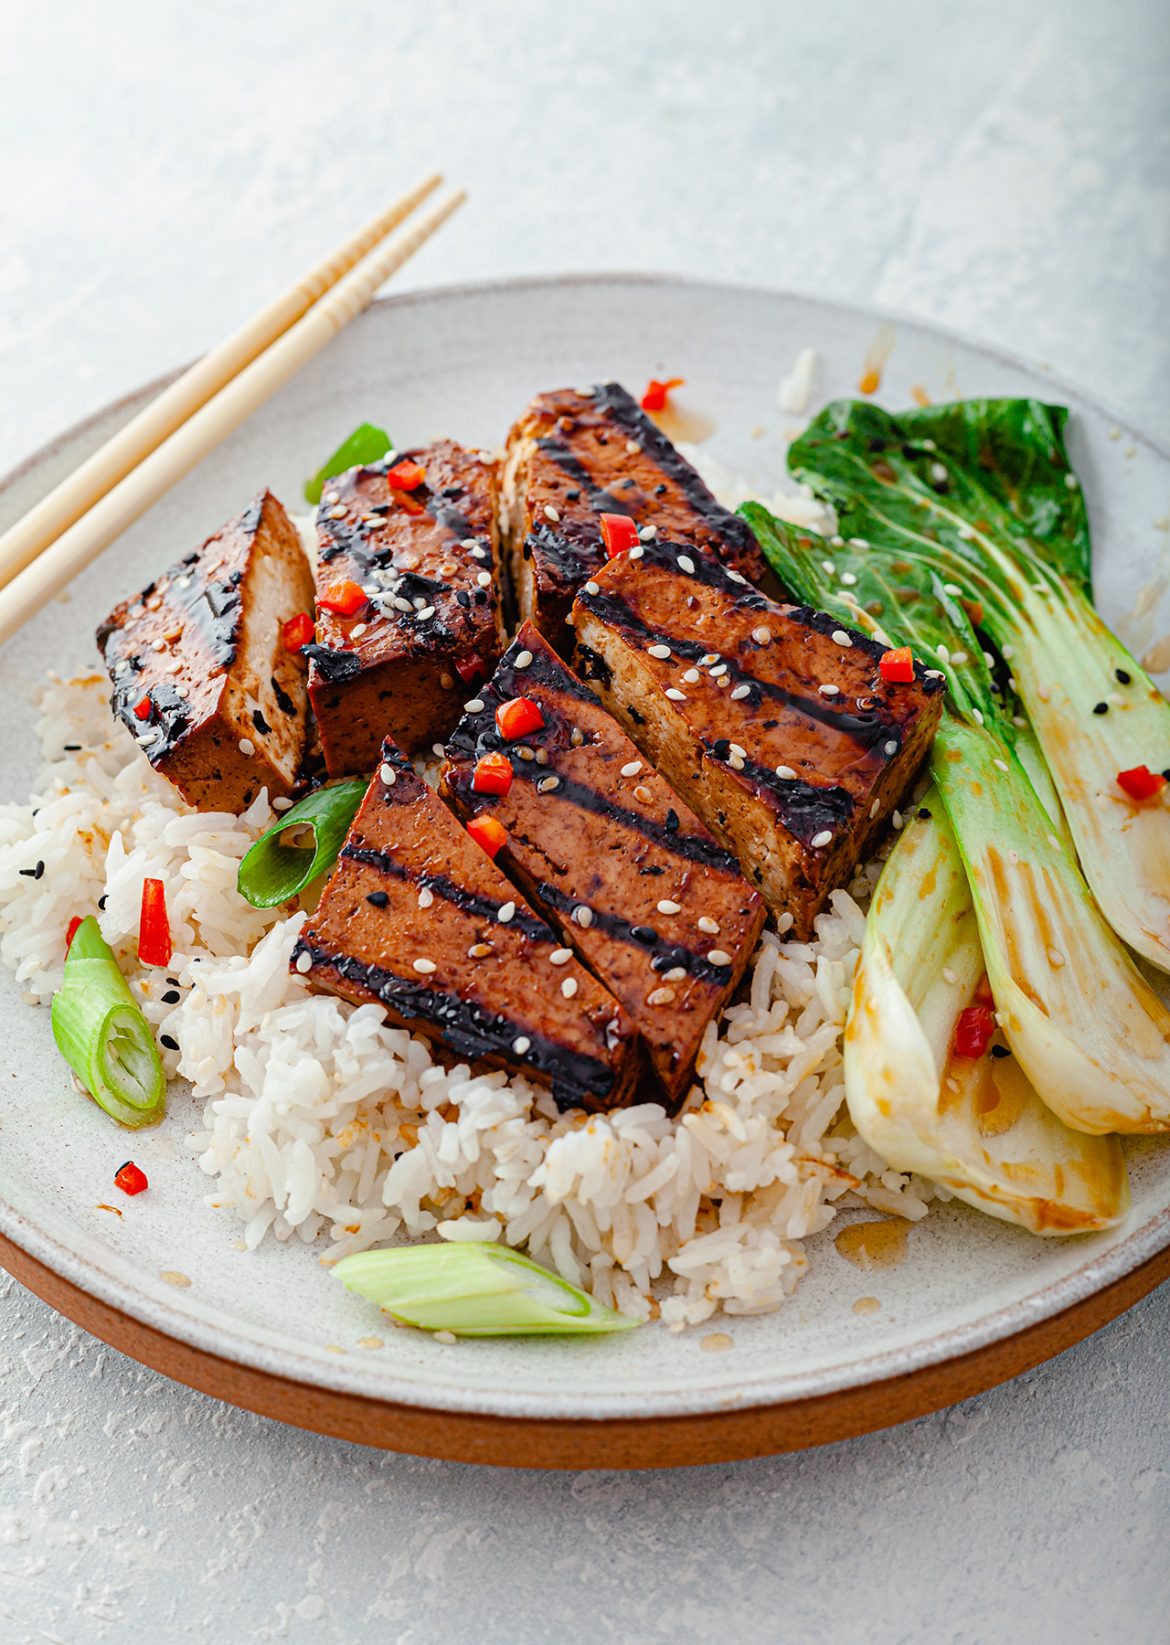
[97,489,313,813]
[501,382,768,653]
[440,622,765,1108]
[571,540,945,937]
[294,740,641,1113]
[306,439,504,774]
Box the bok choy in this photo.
[743,501,1170,1135]
[786,399,1170,973]
[845,792,1128,1232]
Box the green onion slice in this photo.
[333,1242,640,1337]
[303,422,392,505]
[50,917,166,1129]
[237,780,367,908]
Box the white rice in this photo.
[0,468,938,1329]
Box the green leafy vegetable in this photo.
[51,917,166,1128]
[237,780,367,908]
[844,790,1129,1232]
[333,1242,640,1336]
[783,398,1170,974]
[743,502,1170,1135]
[303,422,392,505]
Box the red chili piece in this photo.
[282,611,314,652]
[472,752,514,796]
[1117,765,1167,802]
[65,915,83,951]
[132,694,153,721]
[318,580,368,617]
[954,1004,996,1060]
[879,646,916,684]
[600,513,640,559]
[455,654,487,687]
[466,815,507,859]
[386,458,426,491]
[495,696,545,740]
[138,877,173,968]
[640,376,684,413]
[114,1160,148,1196]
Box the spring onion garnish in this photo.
[332,1242,640,1336]
[304,422,392,505]
[237,779,368,908]
[50,917,166,1129]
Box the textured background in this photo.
[1,0,1168,1640]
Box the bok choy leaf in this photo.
[845,792,1128,1232]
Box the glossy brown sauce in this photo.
[834,1216,911,1271]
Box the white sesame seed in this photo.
[950,651,969,666]
[936,644,951,663]
[930,462,948,484]
[840,571,857,586]
[323,490,340,506]
[584,580,600,596]
[537,775,561,792]
[461,537,481,550]
[1063,472,1077,490]
[638,524,658,540]
[550,948,573,966]
[971,708,984,725]
[497,902,516,924]
[621,760,643,777]
[682,668,700,683]
[418,888,434,909]
[518,747,535,762]
[464,699,485,714]
[848,537,870,550]
[943,583,962,597]
[925,668,946,680]
[884,740,898,756]
[709,663,728,677]
[413,958,436,974]
[412,596,428,612]
[677,555,696,574]
[752,626,771,645]
[942,966,959,986]
[1048,946,1067,967]
[351,623,367,639]
[513,1035,531,1055]
[811,829,833,848]
[416,606,435,622]
[727,569,747,585]
[647,987,676,1006]
[514,650,533,669]
[665,688,687,702]
[295,950,313,974]
[869,798,881,818]
[892,809,904,830]
[657,899,682,915]
[922,438,937,451]
[730,684,752,701]
[393,596,413,612]
[572,905,594,928]
[700,653,719,666]
[469,544,488,559]
[328,504,347,520]
[994,757,1009,772]
[477,570,492,587]
[626,439,642,455]
[831,630,853,648]
[821,559,835,575]
[819,684,840,697]
[273,796,294,812]
[629,544,644,559]
[648,643,672,659]
[238,738,255,757]
[633,785,652,803]
[543,504,560,523]
[432,743,446,759]
[468,943,492,958]
[729,755,745,770]
[561,977,578,999]
[570,728,584,747]
[707,949,732,967]
[775,765,796,780]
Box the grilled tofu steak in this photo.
[440,623,765,1108]
[501,382,768,653]
[97,490,313,813]
[306,440,504,774]
[294,740,640,1113]
[571,541,945,937]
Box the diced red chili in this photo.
[455,654,487,687]
[318,580,368,617]
[466,814,508,859]
[65,915,83,951]
[132,694,153,721]
[1117,764,1167,802]
[954,1004,996,1060]
[600,513,640,559]
[472,752,514,796]
[495,696,545,740]
[391,490,426,516]
[138,877,173,968]
[114,1160,148,1196]
[879,646,916,684]
[640,376,684,413]
[386,458,426,491]
[282,611,314,652]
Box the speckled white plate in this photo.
[1,276,1168,1468]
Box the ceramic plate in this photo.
[1,276,1168,1468]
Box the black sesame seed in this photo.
[63,743,81,752]
[565,489,581,501]
[665,808,679,833]
[639,865,665,876]
[19,860,45,880]
[1115,669,1131,685]
[455,590,471,609]
[631,925,658,945]
[98,894,108,911]
[366,890,389,907]
[918,807,932,820]
[1093,702,1108,715]
[160,1033,180,1051]
[161,989,181,1005]
[654,483,667,497]
[252,708,272,735]
[990,1044,1011,1059]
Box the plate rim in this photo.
[1,271,1167,1440]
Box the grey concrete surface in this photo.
[0,1,1167,1641]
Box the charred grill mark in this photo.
[712,750,855,844]
[530,879,731,984]
[302,643,363,683]
[341,843,554,944]
[522,521,602,592]
[291,939,619,1111]
[422,492,475,542]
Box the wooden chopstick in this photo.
[0,185,466,647]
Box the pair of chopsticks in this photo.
[0,173,465,646]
